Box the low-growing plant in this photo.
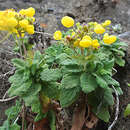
[53,16,127,123]
[0,7,128,130]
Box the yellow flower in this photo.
[19,7,35,17]
[26,25,34,34]
[102,20,111,27]
[79,39,92,48]
[7,10,17,17]
[11,28,18,34]
[103,33,117,44]
[25,7,35,17]
[19,9,26,16]
[61,16,74,28]
[82,35,92,40]
[109,35,117,44]
[16,32,25,38]
[0,21,3,26]
[92,39,100,49]
[103,33,110,43]
[94,24,105,34]
[53,30,62,40]
[7,18,18,27]
[21,32,25,37]
[73,39,80,47]
[19,19,29,29]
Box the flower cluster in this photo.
[0,7,35,37]
[53,16,117,51]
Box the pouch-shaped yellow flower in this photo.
[19,19,29,29]
[53,30,62,40]
[26,25,34,34]
[61,16,74,28]
[79,39,92,48]
[92,39,100,49]
[94,24,105,34]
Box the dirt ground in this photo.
[0,0,130,129]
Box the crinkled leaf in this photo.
[103,75,119,87]
[112,42,127,47]
[103,59,114,75]
[11,58,25,68]
[55,53,69,64]
[115,56,125,66]
[103,88,114,106]
[111,48,125,57]
[93,106,110,122]
[60,87,81,107]
[22,83,42,113]
[61,59,78,66]
[33,51,43,64]
[61,74,80,89]
[61,65,83,73]
[8,80,32,97]
[40,68,62,82]
[115,87,123,95]
[42,82,60,99]
[80,73,97,94]
[94,74,108,88]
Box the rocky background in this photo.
[0,0,130,130]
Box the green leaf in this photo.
[0,120,20,130]
[60,87,81,107]
[115,87,123,95]
[61,59,78,66]
[61,65,83,73]
[94,74,108,89]
[80,73,97,94]
[124,104,130,117]
[103,59,114,75]
[115,56,125,66]
[10,123,20,130]
[12,58,25,68]
[5,100,21,122]
[111,48,125,57]
[22,83,42,113]
[112,42,127,47]
[0,120,10,130]
[42,82,60,99]
[55,53,69,64]
[103,88,114,106]
[61,74,80,89]
[23,94,41,113]
[8,80,32,97]
[103,75,119,87]
[93,106,110,122]
[31,64,37,75]
[33,51,43,64]
[40,68,62,82]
